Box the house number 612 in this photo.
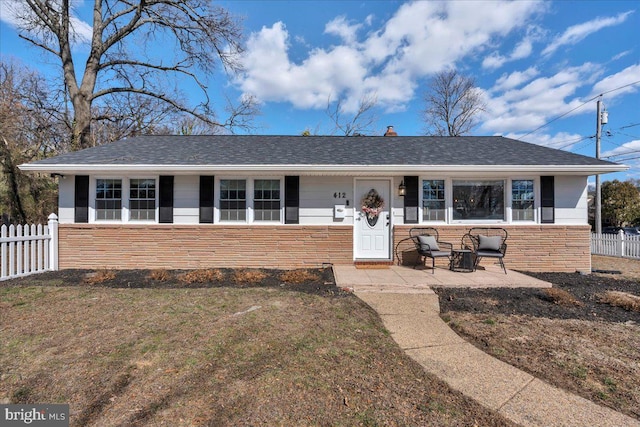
[334,192,346,198]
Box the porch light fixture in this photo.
[398,180,406,197]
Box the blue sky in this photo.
[1,1,639,182]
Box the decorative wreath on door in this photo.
[361,189,384,226]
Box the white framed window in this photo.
[512,179,535,221]
[129,178,156,221]
[254,179,281,222]
[452,179,505,221]
[219,179,247,222]
[95,179,122,220]
[422,179,446,222]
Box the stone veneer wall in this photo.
[58,225,353,269]
[59,224,591,272]
[393,225,591,273]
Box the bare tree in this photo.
[0,61,64,222]
[90,93,176,143]
[326,93,379,136]
[422,70,485,136]
[11,0,256,149]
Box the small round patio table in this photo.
[450,249,474,273]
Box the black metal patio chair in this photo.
[462,227,508,274]
[409,227,453,273]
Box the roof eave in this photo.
[18,163,628,175]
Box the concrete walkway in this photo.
[334,266,640,427]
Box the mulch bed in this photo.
[436,271,640,323]
[2,268,350,297]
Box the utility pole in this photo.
[595,98,607,234]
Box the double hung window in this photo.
[96,179,122,220]
[129,179,156,221]
[254,179,281,221]
[422,180,445,221]
[220,179,247,221]
[512,180,534,221]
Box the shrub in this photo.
[279,269,320,284]
[543,288,583,306]
[232,269,267,285]
[148,269,172,282]
[597,291,640,312]
[179,269,224,284]
[84,269,116,285]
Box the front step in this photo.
[354,259,394,269]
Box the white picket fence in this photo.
[591,231,640,259]
[0,214,59,281]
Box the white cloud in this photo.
[482,60,640,140]
[505,131,587,150]
[364,14,374,27]
[239,22,368,110]
[69,15,92,43]
[324,16,362,45]
[482,34,535,70]
[482,53,507,70]
[611,50,632,61]
[492,67,540,92]
[237,0,544,113]
[602,140,640,159]
[591,63,640,98]
[482,63,602,134]
[542,11,633,56]
[1,0,92,44]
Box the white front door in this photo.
[355,179,391,259]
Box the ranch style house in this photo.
[20,132,626,273]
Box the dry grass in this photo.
[148,269,172,282]
[543,288,583,306]
[448,313,640,419]
[83,269,116,285]
[232,269,267,285]
[597,291,640,312]
[178,269,224,284]
[279,269,321,284]
[0,282,512,427]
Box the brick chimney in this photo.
[384,125,398,136]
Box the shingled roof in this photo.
[20,135,626,175]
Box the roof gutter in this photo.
[19,162,628,176]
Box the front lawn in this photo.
[1,268,513,426]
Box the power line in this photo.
[619,122,640,130]
[520,98,596,139]
[609,155,640,162]
[519,80,640,138]
[602,145,640,159]
[557,135,593,150]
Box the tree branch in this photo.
[17,34,60,57]
[92,86,222,126]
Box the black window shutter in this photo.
[199,176,215,223]
[159,176,174,223]
[403,176,419,224]
[541,176,554,223]
[74,175,89,223]
[285,176,299,224]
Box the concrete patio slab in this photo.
[334,264,552,293]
